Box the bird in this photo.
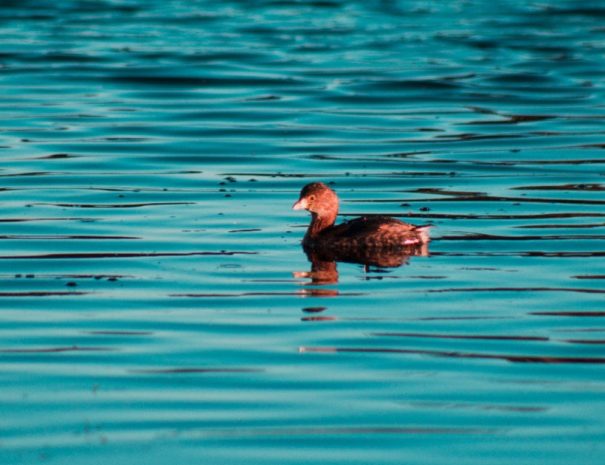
[292,182,431,257]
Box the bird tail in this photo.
[416,225,432,244]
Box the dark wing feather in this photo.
[325,216,418,242]
[303,216,430,267]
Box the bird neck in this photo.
[306,211,337,238]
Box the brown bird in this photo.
[292,182,431,253]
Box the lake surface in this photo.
[1,1,604,464]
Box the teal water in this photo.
[1,1,605,464]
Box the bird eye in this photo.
[309,195,315,202]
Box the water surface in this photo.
[1,1,604,464]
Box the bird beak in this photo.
[292,198,307,210]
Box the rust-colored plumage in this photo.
[293,182,431,255]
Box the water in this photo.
[1,1,604,463]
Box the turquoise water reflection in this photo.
[1,1,604,464]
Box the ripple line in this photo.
[425,287,605,294]
[0,235,139,240]
[195,425,496,437]
[37,202,195,209]
[0,251,257,260]
[0,217,95,223]
[0,291,88,297]
[373,332,549,341]
[0,346,114,353]
[299,346,605,364]
[439,234,605,241]
[530,312,605,317]
[85,331,153,336]
[130,367,263,374]
[431,251,605,258]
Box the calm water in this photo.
[1,1,605,464]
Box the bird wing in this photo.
[328,216,418,239]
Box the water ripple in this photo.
[1,1,605,464]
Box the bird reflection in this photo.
[294,241,429,286]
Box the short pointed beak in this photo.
[292,198,307,210]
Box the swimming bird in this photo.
[292,182,431,254]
